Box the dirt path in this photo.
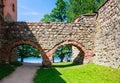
[0,63,41,83]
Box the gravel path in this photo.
[0,63,41,83]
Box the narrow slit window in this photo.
[12,4,15,12]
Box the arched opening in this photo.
[52,44,84,64]
[48,40,90,65]
[6,40,51,67]
[10,44,42,64]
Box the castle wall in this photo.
[2,22,95,50]
[94,0,120,69]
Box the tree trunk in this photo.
[60,58,63,62]
[21,55,24,62]
[52,56,54,63]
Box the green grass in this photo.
[34,62,120,83]
[0,61,22,80]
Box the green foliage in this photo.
[17,44,41,62]
[17,44,40,58]
[0,64,15,80]
[41,0,67,22]
[41,0,105,22]
[41,14,55,22]
[34,62,120,83]
[51,0,67,22]
[66,0,105,22]
[53,45,72,62]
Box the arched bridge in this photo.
[0,22,95,66]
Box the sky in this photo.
[18,0,57,22]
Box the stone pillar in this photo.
[42,59,52,67]
[41,52,52,67]
[10,47,18,62]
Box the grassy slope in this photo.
[34,62,120,83]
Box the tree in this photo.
[51,0,67,22]
[17,44,40,62]
[41,0,67,22]
[54,45,72,62]
[41,0,105,22]
[66,0,105,22]
[41,14,55,22]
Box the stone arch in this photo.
[46,40,94,64]
[4,40,51,66]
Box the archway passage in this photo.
[52,44,72,63]
[1,40,94,67]
[11,44,42,64]
[4,40,51,67]
[46,40,94,64]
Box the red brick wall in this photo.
[3,0,17,22]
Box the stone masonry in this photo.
[0,22,95,66]
[93,0,120,69]
[0,0,119,68]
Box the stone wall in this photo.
[10,47,17,62]
[0,0,3,21]
[72,46,84,64]
[0,0,2,17]
[94,0,120,69]
[2,22,95,50]
[0,22,95,65]
[75,14,96,24]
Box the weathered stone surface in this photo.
[94,0,120,69]
[0,22,94,49]
[72,46,84,64]
[10,47,17,62]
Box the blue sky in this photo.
[18,0,57,22]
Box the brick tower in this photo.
[0,0,17,22]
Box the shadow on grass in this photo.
[52,62,80,68]
[34,67,66,83]
[0,64,15,80]
[34,62,81,83]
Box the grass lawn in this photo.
[0,62,22,80]
[34,62,120,83]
